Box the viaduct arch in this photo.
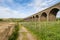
[49,8,59,21]
[40,12,47,21]
[24,3,60,22]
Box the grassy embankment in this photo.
[8,22,19,40]
[21,21,60,40]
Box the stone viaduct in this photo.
[24,3,60,22]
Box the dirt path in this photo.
[17,25,37,40]
[0,22,15,40]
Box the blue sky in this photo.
[0,0,60,18]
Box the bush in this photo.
[0,19,3,21]
[8,23,19,40]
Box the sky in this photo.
[0,0,60,18]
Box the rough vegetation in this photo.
[8,22,19,40]
[21,21,60,40]
[0,18,60,40]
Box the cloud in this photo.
[56,11,60,18]
[27,0,60,14]
[0,6,28,18]
[0,0,60,18]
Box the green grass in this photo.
[21,21,60,40]
[8,23,19,40]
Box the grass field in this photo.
[20,21,60,40]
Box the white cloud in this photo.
[27,0,60,12]
[0,6,27,18]
[56,11,60,18]
[0,0,60,18]
[27,0,50,14]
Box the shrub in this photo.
[8,23,19,40]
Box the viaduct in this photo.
[24,3,60,22]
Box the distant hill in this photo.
[0,18,24,22]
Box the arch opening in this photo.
[56,11,60,21]
[36,15,39,18]
[49,8,59,21]
[32,16,35,21]
[35,15,39,21]
[40,12,47,21]
[33,16,35,18]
